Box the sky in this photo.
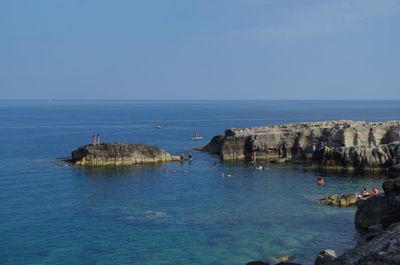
[1,0,399,100]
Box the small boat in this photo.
[154,125,162,129]
[192,133,203,140]
[254,165,264,170]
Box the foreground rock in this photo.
[202,120,400,171]
[314,249,337,265]
[319,194,360,207]
[355,177,400,230]
[315,177,400,265]
[69,143,180,166]
[322,223,400,265]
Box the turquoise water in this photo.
[1,100,399,265]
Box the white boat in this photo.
[192,133,203,140]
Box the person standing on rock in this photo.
[96,134,101,145]
[361,187,370,198]
[92,134,97,145]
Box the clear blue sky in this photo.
[1,0,399,100]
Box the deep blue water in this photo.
[1,100,399,265]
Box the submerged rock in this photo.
[275,255,295,262]
[246,261,270,265]
[69,143,180,166]
[319,193,360,207]
[202,120,400,170]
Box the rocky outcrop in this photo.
[319,194,360,207]
[202,120,400,170]
[315,177,400,265]
[69,143,180,166]
[355,177,400,230]
[314,249,337,265]
[322,223,400,265]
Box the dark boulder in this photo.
[355,177,400,230]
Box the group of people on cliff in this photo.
[92,134,101,145]
[312,141,346,152]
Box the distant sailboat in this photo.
[192,133,203,140]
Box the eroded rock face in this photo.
[202,120,400,170]
[316,141,400,170]
[69,143,180,166]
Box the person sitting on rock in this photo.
[371,187,380,196]
[361,187,370,198]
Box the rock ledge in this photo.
[202,120,400,171]
[69,143,180,166]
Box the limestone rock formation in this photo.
[202,120,400,170]
[319,194,359,207]
[69,143,180,166]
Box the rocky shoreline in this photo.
[319,177,400,265]
[245,177,400,265]
[66,121,400,264]
[202,120,400,171]
[68,143,180,166]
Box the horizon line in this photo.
[1,98,400,101]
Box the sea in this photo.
[1,100,399,265]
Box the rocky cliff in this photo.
[202,120,400,170]
[69,143,180,166]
